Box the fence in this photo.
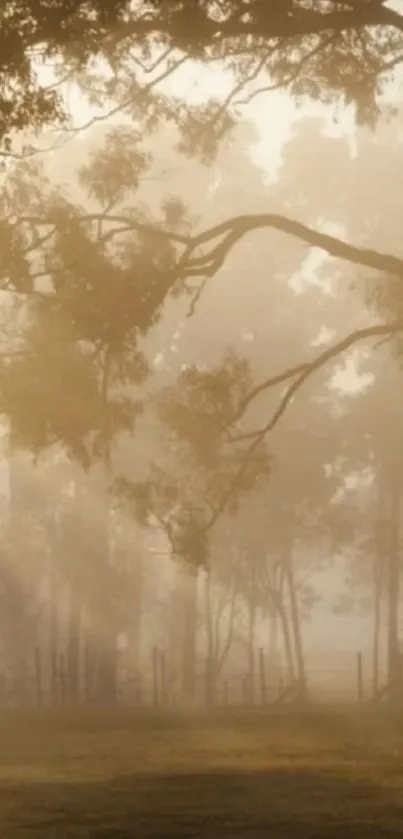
[0,647,398,710]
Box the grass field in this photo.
[1,707,403,837]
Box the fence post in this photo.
[259,648,266,705]
[19,660,27,707]
[159,651,167,705]
[135,671,142,706]
[59,654,66,705]
[357,652,363,702]
[399,653,403,699]
[242,673,250,705]
[152,647,159,706]
[84,642,91,705]
[34,647,42,708]
[51,648,58,706]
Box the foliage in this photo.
[2,1,403,152]
[0,1,130,144]
[0,127,190,465]
[115,351,271,567]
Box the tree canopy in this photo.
[2,2,403,439]
[3,0,403,150]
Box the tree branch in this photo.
[112,3,403,45]
[17,208,403,291]
[184,213,403,280]
[233,321,402,427]
[204,320,403,533]
[17,213,189,246]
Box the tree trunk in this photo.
[247,593,257,705]
[269,606,278,660]
[204,570,216,707]
[86,462,118,705]
[98,638,118,705]
[277,600,295,686]
[181,565,198,702]
[83,617,94,704]
[372,564,382,699]
[126,552,144,674]
[167,569,182,698]
[372,492,385,699]
[268,563,296,688]
[267,605,279,697]
[49,519,59,706]
[387,479,401,703]
[284,546,307,696]
[66,581,81,704]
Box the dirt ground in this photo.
[1,706,403,837]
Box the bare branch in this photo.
[204,320,403,533]
[233,321,402,426]
[184,214,403,280]
[16,209,403,294]
[112,4,403,44]
[18,213,189,246]
[55,54,190,137]
[234,32,338,108]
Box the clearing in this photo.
[0,707,403,837]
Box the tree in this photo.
[291,105,403,702]
[3,0,403,150]
[140,108,403,705]
[0,125,189,464]
[0,119,202,703]
[116,350,270,701]
[1,3,403,457]
[2,2,403,448]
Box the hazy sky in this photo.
[38,49,359,177]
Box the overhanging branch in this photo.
[233,321,403,427]
[204,319,403,533]
[111,3,403,45]
[184,214,403,280]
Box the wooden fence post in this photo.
[357,652,363,702]
[259,648,267,705]
[242,673,250,705]
[51,648,58,706]
[135,671,142,706]
[59,654,66,705]
[19,660,27,707]
[159,650,167,705]
[34,647,42,708]
[152,647,159,706]
[84,642,91,705]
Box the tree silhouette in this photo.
[0,126,193,464]
[3,1,403,147]
[2,2,403,457]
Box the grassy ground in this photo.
[1,706,403,837]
